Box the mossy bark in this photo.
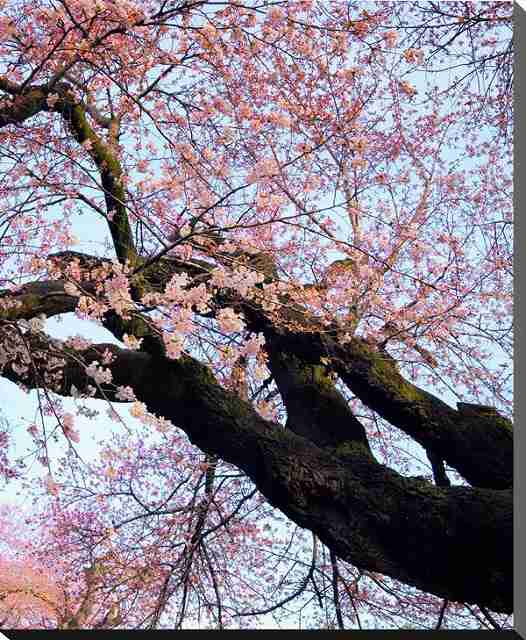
[1,334,513,614]
[257,327,512,490]
[59,97,135,264]
[263,344,370,450]
[3,252,513,491]
[0,81,136,265]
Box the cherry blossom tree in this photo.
[0,0,513,630]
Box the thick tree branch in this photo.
[234,250,370,451]
[0,79,135,264]
[265,343,370,451]
[241,254,512,490]
[257,328,512,490]
[1,254,370,453]
[0,281,77,319]
[0,330,512,613]
[1,250,513,490]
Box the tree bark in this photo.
[0,326,513,613]
[252,324,512,491]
